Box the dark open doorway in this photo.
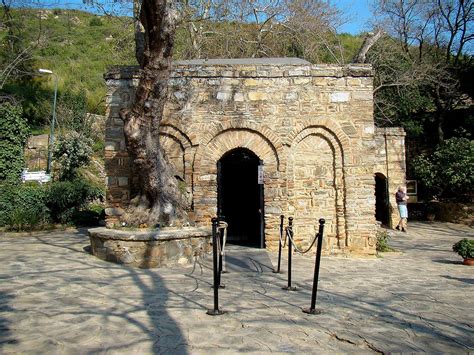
[375,173,390,226]
[217,148,264,248]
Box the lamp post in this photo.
[39,68,58,174]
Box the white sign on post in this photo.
[258,165,264,184]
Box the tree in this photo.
[412,135,474,198]
[369,0,474,141]
[119,0,188,226]
[0,0,44,90]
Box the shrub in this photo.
[46,178,104,224]
[452,239,474,259]
[89,17,103,26]
[376,229,393,252]
[0,102,29,183]
[412,136,474,199]
[0,183,49,230]
[53,132,93,180]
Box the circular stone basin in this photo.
[88,227,212,268]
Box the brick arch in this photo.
[197,120,284,171]
[291,127,349,247]
[160,123,194,149]
[195,127,281,173]
[288,119,353,165]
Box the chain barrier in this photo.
[282,217,297,290]
[273,215,285,273]
[206,215,325,316]
[217,221,228,273]
[285,227,320,254]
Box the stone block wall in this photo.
[104,60,405,256]
[374,127,407,227]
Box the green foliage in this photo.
[89,17,103,27]
[56,89,92,136]
[412,136,474,198]
[452,239,474,259]
[0,102,30,183]
[0,178,104,229]
[376,229,394,252]
[0,183,49,231]
[70,203,103,226]
[46,178,104,224]
[53,132,93,180]
[1,8,135,123]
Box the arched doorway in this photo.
[217,148,264,248]
[375,173,390,226]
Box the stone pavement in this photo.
[0,222,473,354]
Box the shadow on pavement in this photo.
[0,229,189,354]
[0,292,17,347]
[441,275,474,284]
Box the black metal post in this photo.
[303,218,325,315]
[207,217,225,316]
[282,217,297,291]
[273,215,284,273]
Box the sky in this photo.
[32,0,372,35]
[333,0,372,35]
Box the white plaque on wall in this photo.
[258,165,264,184]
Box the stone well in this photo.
[88,227,211,268]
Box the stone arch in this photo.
[159,124,194,186]
[195,128,280,174]
[289,124,348,247]
[193,128,282,227]
[160,123,194,148]
[197,120,284,171]
[288,118,353,165]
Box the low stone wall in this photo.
[88,227,211,268]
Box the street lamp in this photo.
[39,68,58,174]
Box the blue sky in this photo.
[33,0,372,35]
[334,0,372,34]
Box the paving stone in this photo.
[0,222,472,353]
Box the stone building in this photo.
[104,58,406,256]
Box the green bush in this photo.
[53,132,93,180]
[0,102,30,183]
[46,179,104,224]
[376,229,393,252]
[89,17,103,26]
[452,239,474,259]
[0,183,49,231]
[412,136,474,199]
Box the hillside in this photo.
[1,8,363,128]
[1,8,135,123]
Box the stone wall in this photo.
[374,127,407,228]
[104,59,405,256]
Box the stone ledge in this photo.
[104,62,373,81]
[88,226,211,241]
[88,227,212,268]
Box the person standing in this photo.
[395,186,409,232]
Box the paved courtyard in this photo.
[0,222,473,354]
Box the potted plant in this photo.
[452,239,474,265]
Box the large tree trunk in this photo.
[120,0,188,226]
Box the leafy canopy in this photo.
[412,135,474,198]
